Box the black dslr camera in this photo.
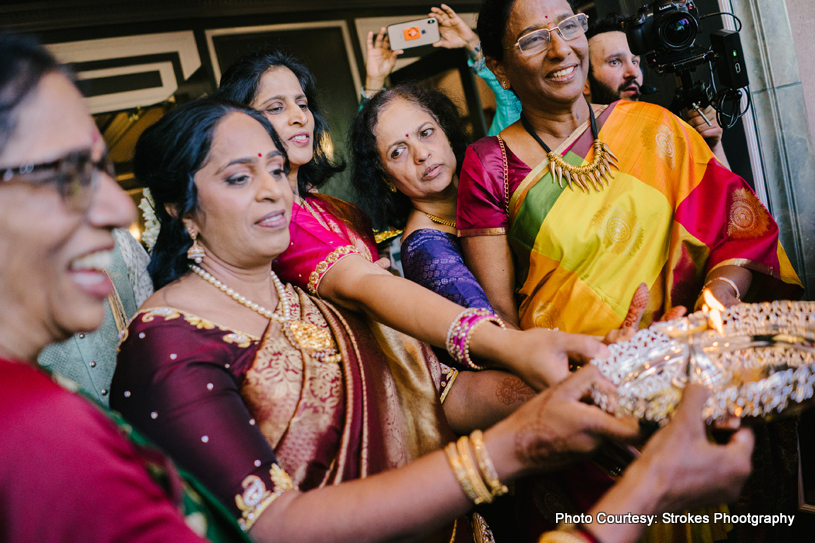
[624,0,750,128]
[627,0,700,60]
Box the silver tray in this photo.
[590,301,815,425]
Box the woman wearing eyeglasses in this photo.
[458,0,801,334]
[0,34,250,542]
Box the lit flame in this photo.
[702,289,725,335]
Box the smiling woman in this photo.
[458,0,801,336]
[0,32,245,542]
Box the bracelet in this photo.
[470,430,508,497]
[456,436,493,504]
[467,40,483,60]
[445,442,479,503]
[464,316,504,369]
[703,276,741,300]
[445,309,488,365]
[445,308,505,370]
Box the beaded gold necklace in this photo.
[189,264,341,363]
[520,101,619,193]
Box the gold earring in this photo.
[385,181,397,193]
[187,228,205,264]
[501,81,509,90]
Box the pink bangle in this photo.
[445,308,505,370]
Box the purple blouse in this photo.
[401,228,493,311]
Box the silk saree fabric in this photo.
[458,101,802,335]
[113,286,467,541]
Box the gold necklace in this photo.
[520,103,619,193]
[189,264,341,363]
[423,211,456,228]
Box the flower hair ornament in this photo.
[138,188,160,252]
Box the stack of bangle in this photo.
[703,276,741,300]
[445,432,508,505]
[446,308,506,370]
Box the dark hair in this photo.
[0,33,62,157]
[215,49,344,197]
[134,98,287,290]
[349,83,469,231]
[585,12,628,40]
[478,0,579,62]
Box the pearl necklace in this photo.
[189,264,291,323]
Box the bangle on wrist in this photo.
[456,436,493,504]
[445,441,479,503]
[703,276,741,300]
[470,430,508,497]
[445,308,505,370]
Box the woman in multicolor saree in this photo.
[213,50,610,390]
[111,97,662,542]
[458,0,803,335]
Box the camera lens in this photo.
[659,12,697,50]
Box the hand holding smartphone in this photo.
[387,17,440,51]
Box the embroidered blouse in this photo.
[274,194,378,296]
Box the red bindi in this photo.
[405,133,409,138]
[258,153,262,157]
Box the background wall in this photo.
[786,0,815,143]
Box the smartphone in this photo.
[387,17,440,51]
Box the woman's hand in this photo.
[625,384,753,513]
[603,283,649,345]
[486,366,640,479]
[502,328,609,390]
[365,28,402,91]
[429,4,479,52]
[581,384,754,543]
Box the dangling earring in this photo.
[385,181,397,193]
[187,228,205,264]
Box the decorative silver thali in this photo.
[590,301,815,425]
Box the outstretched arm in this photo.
[249,367,640,543]
[318,254,603,390]
[577,385,753,543]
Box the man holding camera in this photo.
[583,12,729,168]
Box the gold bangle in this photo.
[703,276,741,300]
[470,430,508,497]
[456,436,493,504]
[445,442,479,503]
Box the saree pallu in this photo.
[248,288,471,542]
[460,101,802,336]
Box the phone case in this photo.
[387,18,440,51]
